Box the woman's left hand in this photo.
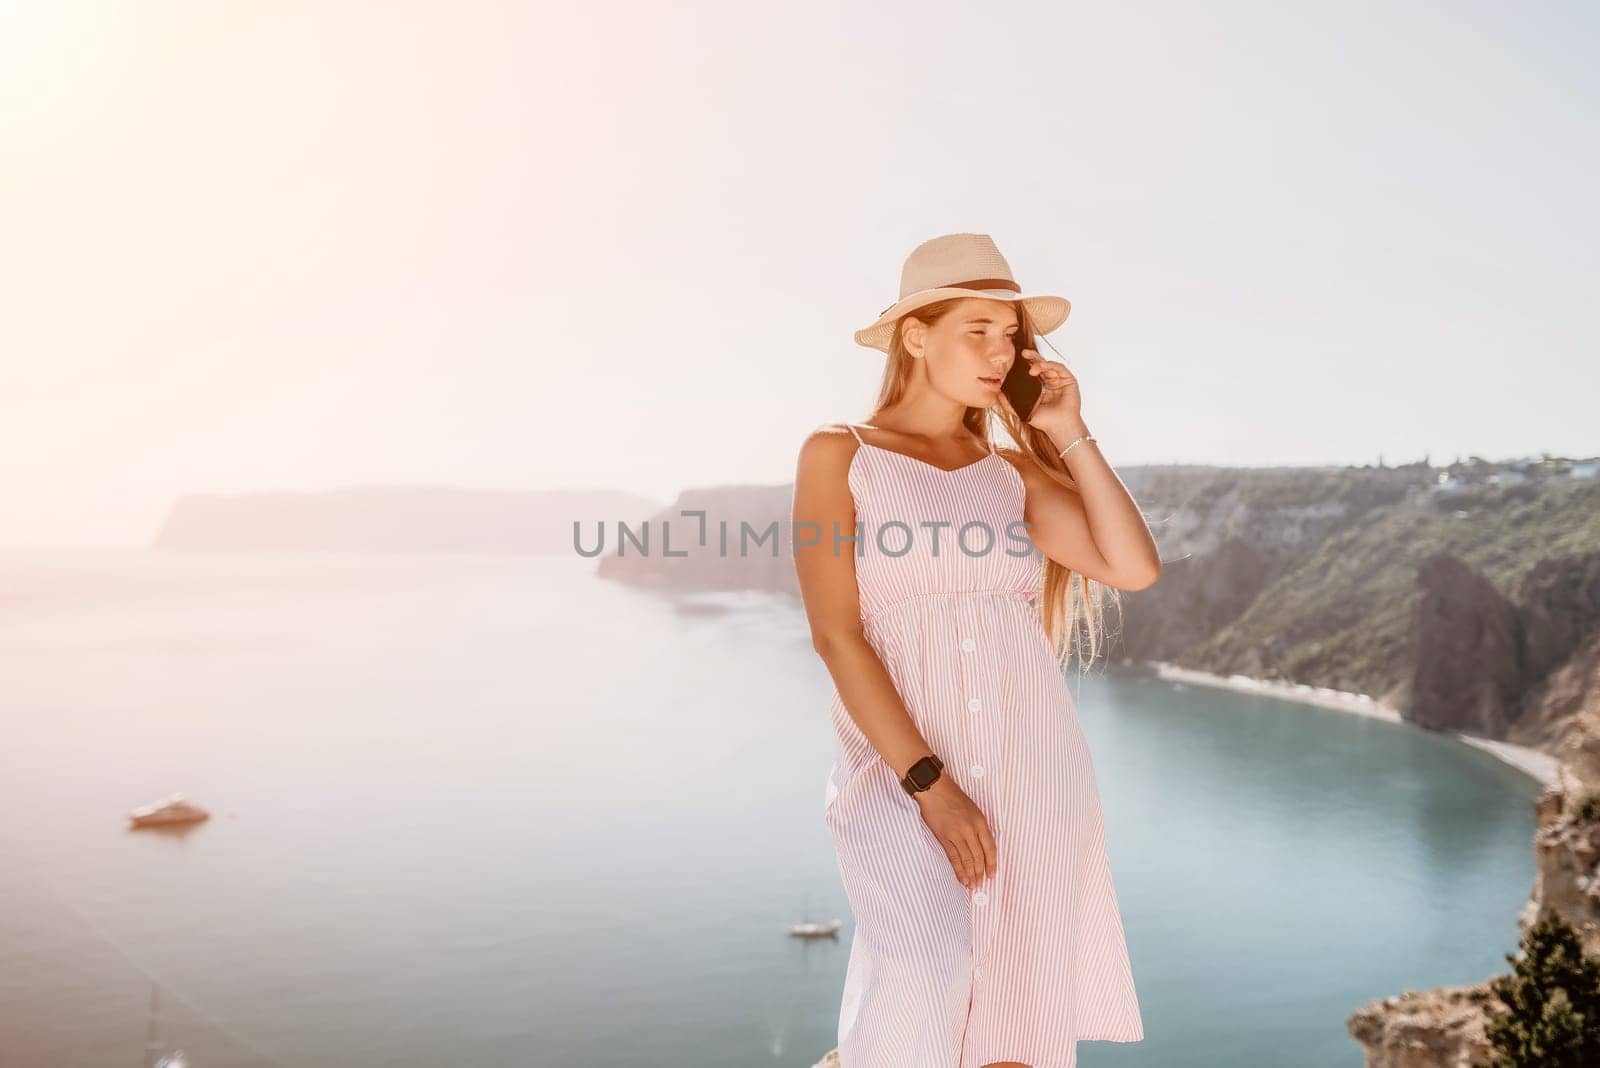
[1004,349,1083,432]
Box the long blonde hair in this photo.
[865,297,1118,670]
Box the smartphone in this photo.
[1000,342,1043,421]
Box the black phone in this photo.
[999,341,1043,421]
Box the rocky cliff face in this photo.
[1165,477,1600,732]
[1410,551,1600,751]
[1510,554,1600,751]
[1525,694,1600,959]
[1410,554,1531,737]
[1346,663,1600,1066]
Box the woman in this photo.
[791,233,1162,1068]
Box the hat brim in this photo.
[853,288,1071,353]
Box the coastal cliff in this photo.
[1138,469,1600,758]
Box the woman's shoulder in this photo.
[795,423,863,476]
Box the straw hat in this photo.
[853,233,1071,353]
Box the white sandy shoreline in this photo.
[1146,661,1558,788]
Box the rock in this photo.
[1346,982,1504,1068]
[1516,551,1600,684]
[1410,554,1525,736]
[1524,684,1600,956]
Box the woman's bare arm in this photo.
[998,436,1161,592]
[791,426,937,780]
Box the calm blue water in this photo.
[0,550,1541,1067]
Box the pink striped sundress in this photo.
[822,422,1144,1068]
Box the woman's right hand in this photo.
[912,776,996,890]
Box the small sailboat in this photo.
[129,792,210,829]
[788,892,843,939]
[788,918,843,938]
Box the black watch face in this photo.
[910,760,940,789]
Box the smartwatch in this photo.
[900,753,945,796]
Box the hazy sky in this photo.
[2,1,1595,546]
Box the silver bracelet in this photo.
[1057,435,1096,460]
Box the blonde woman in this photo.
[792,233,1161,1068]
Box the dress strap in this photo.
[844,423,865,445]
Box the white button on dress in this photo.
[821,422,1145,1067]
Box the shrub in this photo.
[1486,909,1600,1066]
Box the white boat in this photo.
[788,918,843,939]
[129,792,210,828]
[789,892,843,938]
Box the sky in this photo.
[1,0,1595,546]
